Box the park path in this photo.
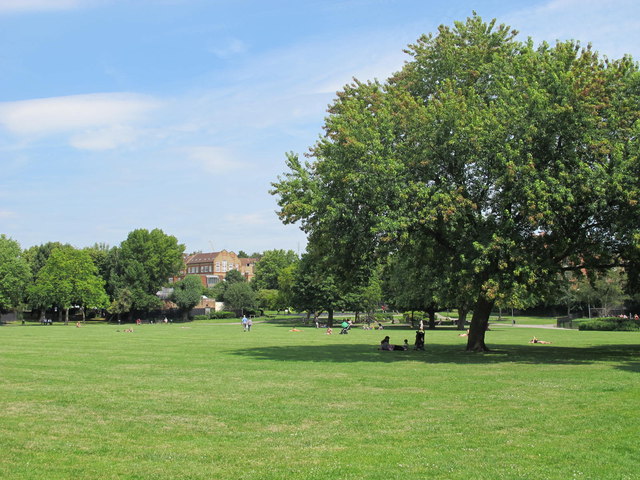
[496,323,569,330]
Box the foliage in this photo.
[290,252,345,324]
[28,246,109,322]
[210,311,237,319]
[224,282,257,315]
[83,242,112,285]
[107,287,133,321]
[0,235,31,316]
[252,249,299,290]
[578,317,640,331]
[256,289,280,311]
[171,275,204,320]
[272,14,640,351]
[580,268,630,316]
[224,268,245,284]
[114,228,185,313]
[276,263,297,310]
[22,241,69,278]
[205,283,226,302]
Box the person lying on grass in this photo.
[529,336,552,344]
[379,336,408,351]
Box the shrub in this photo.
[578,317,640,331]
[210,311,236,319]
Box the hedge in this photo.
[192,311,237,321]
[578,317,640,331]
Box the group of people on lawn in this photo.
[379,330,425,351]
[378,329,550,350]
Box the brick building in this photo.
[169,250,258,287]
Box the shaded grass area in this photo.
[1,323,638,479]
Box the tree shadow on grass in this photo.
[230,342,639,367]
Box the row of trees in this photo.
[1,229,631,326]
[0,229,185,324]
[271,14,640,350]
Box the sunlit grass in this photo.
[1,321,638,479]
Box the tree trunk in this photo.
[327,308,334,328]
[466,296,494,352]
[427,308,436,330]
[64,308,69,325]
[81,307,86,323]
[457,307,468,330]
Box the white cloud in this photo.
[224,212,269,227]
[0,210,16,218]
[210,38,249,59]
[182,146,245,173]
[0,92,161,138]
[505,0,640,59]
[69,125,140,151]
[0,0,89,13]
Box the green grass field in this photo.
[2,321,638,479]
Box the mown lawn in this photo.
[1,321,638,479]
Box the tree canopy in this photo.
[224,282,257,316]
[112,229,185,313]
[272,14,640,351]
[29,246,108,323]
[252,249,299,290]
[0,235,31,320]
[171,275,204,321]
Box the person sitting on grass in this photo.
[326,327,333,335]
[529,336,552,344]
[414,330,425,350]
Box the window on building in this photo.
[215,262,220,272]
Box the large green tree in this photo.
[114,229,185,313]
[272,15,640,351]
[252,249,299,290]
[290,252,346,327]
[224,282,257,316]
[171,275,204,321]
[29,246,109,324]
[0,235,31,323]
[23,242,69,278]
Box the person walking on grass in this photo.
[246,317,253,332]
[242,315,248,331]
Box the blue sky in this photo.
[1,0,639,254]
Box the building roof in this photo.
[185,252,221,264]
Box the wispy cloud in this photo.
[505,0,640,59]
[182,146,246,173]
[0,92,161,143]
[210,38,249,59]
[69,125,141,151]
[0,0,93,13]
[224,212,269,227]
